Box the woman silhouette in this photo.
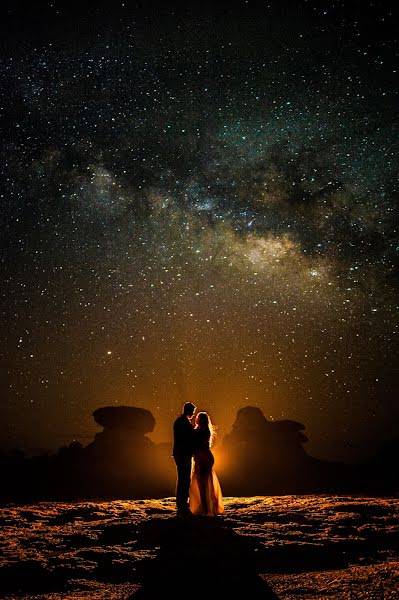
[189,412,224,516]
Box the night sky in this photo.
[1,1,398,461]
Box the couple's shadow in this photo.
[128,515,278,599]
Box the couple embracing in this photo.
[173,402,224,517]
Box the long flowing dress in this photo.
[189,428,224,516]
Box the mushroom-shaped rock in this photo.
[93,406,155,435]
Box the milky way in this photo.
[1,3,398,459]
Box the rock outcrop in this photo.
[84,406,161,497]
[220,406,311,494]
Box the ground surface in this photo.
[0,495,398,599]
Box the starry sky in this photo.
[1,1,398,461]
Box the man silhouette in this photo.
[173,402,196,516]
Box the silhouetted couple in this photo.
[173,402,224,517]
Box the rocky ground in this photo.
[0,495,398,599]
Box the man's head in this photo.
[182,402,196,418]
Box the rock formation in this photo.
[84,406,160,497]
[220,406,311,494]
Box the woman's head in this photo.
[195,411,215,445]
[195,411,209,428]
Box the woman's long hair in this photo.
[195,411,216,446]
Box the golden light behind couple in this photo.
[173,402,224,517]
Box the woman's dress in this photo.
[189,429,224,516]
